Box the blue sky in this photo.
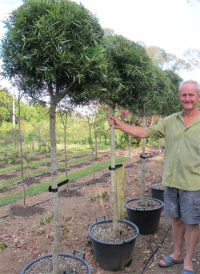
[0,0,200,90]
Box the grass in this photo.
[0,149,92,174]
[0,155,101,190]
[0,156,128,207]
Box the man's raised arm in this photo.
[108,116,149,138]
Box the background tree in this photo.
[184,48,200,68]
[146,46,191,72]
[0,0,106,273]
[0,88,13,125]
[57,98,74,190]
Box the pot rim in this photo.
[149,181,164,190]
[88,219,139,245]
[20,253,91,274]
[124,197,164,211]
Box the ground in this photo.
[0,148,200,274]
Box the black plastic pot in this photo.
[124,198,164,235]
[20,250,91,274]
[149,180,164,202]
[88,218,139,271]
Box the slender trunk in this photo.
[18,96,25,206]
[110,106,117,231]
[128,117,131,166]
[13,94,15,128]
[44,145,48,174]
[49,99,60,274]
[94,130,98,159]
[150,116,154,156]
[59,112,69,191]
[141,117,146,205]
[87,117,95,181]
[63,115,68,191]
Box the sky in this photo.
[0,0,200,91]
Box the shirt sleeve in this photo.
[146,119,165,141]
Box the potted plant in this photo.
[88,216,139,271]
[149,179,164,202]
[1,1,106,273]
[124,115,164,235]
[20,250,91,274]
[87,35,156,270]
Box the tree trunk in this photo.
[18,96,26,206]
[110,106,117,232]
[94,130,98,159]
[87,117,95,181]
[12,93,15,128]
[141,117,146,205]
[128,117,131,166]
[49,99,60,274]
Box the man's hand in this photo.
[108,116,121,129]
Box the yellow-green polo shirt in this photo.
[146,111,200,191]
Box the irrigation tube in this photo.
[140,224,172,274]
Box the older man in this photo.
[109,80,200,274]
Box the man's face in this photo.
[179,82,200,111]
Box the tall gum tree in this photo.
[0,0,106,273]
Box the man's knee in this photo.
[172,217,184,225]
[185,223,199,232]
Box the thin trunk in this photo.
[63,118,68,191]
[110,106,117,232]
[44,145,48,174]
[49,99,60,274]
[128,117,131,166]
[13,93,15,128]
[59,112,69,192]
[18,96,25,206]
[87,117,95,181]
[141,117,146,205]
[94,130,98,159]
[150,116,154,156]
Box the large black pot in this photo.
[124,197,164,235]
[149,180,164,202]
[88,218,139,271]
[20,250,91,274]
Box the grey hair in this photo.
[178,80,200,95]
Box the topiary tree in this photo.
[86,34,156,230]
[1,0,106,272]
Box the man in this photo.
[109,80,200,274]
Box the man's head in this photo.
[178,80,200,95]
[178,80,200,111]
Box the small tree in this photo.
[1,1,105,273]
[88,34,156,230]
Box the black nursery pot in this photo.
[149,180,164,202]
[88,219,139,271]
[124,198,164,235]
[20,251,91,274]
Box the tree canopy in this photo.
[1,0,106,104]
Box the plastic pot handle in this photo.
[73,249,86,260]
[95,215,106,223]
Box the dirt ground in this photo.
[0,148,200,274]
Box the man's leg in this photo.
[184,223,199,271]
[159,217,185,266]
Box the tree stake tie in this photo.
[108,164,123,170]
[48,179,69,193]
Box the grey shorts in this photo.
[164,187,200,224]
